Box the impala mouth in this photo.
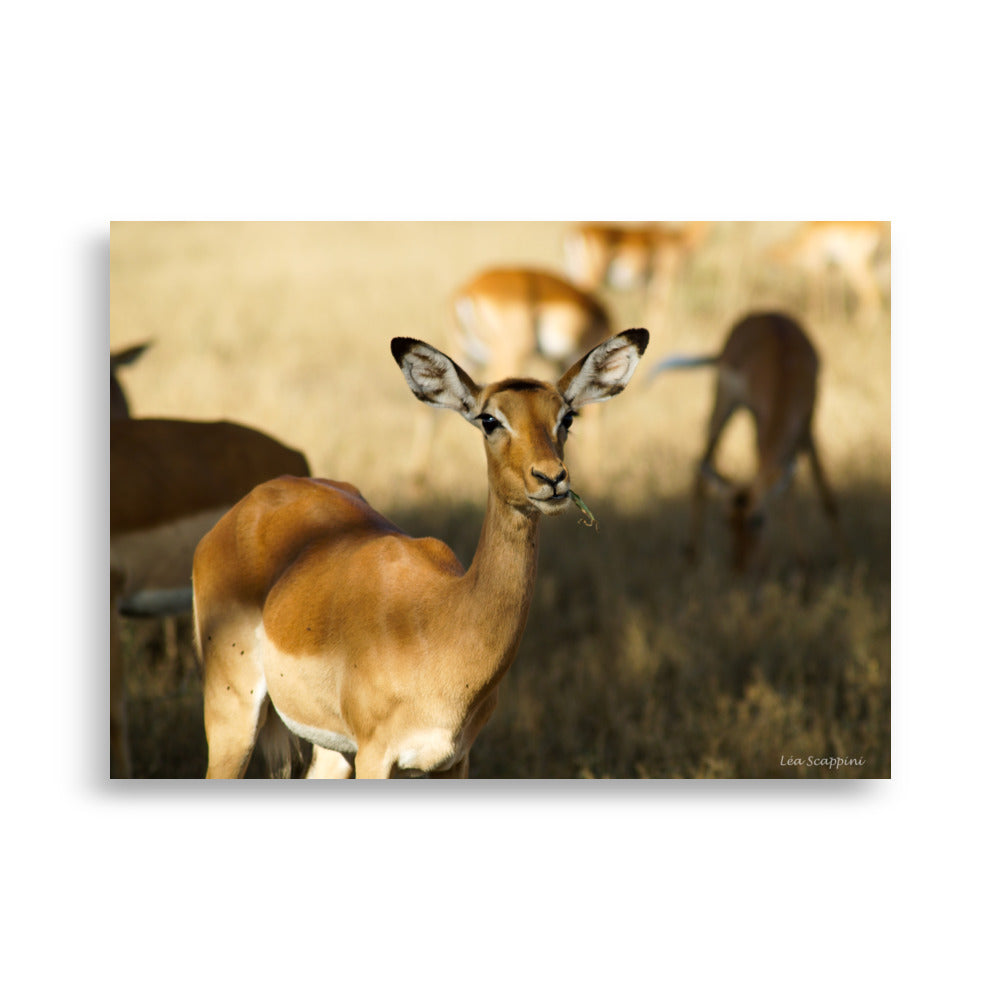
[530,490,572,513]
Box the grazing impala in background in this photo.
[564,222,711,310]
[111,411,310,778]
[768,221,889,321]
[648,311,842,573]
[193,329,649,779]
[450,267,612,384]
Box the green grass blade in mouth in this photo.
[569,489,598,530]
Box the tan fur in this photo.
[564,222,711,301]
[768,221,889,320]
[110,418,310,778]
[450,268,611,384]
[194,331,648,779]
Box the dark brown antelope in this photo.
[111,417,310,777]
[649,311,842,573]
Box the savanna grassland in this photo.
[110,221,890,779]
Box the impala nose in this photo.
[532,466,567,493]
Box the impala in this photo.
[111,417,310,777]
[563,222,710,302]
[768,221,889,320]
[648,311,841,573]
[193,329,649,779]
[110,342,151,419]
[450,267,612,384]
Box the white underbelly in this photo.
[271,704,359,756]
[256,625,465,774]
[255,625,359,754]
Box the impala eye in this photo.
[560,411,576,432]
[478,414,500,435]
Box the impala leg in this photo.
[644,253,679,329]
[204,687,268,778]
[740,460,797,575]
[162,616,181,684]
[405,407,442,487]
[687,397,735,564]
[354,744,393,779]
[729,490,764,576]
[203,636,268,779]
[844,260,881,320]
[642,275,665,331]
[781,474,805,570]
[806,270,831,324]
[305,746,354,779]
[688,474,709,565]
[110,574,131,778]
[805,435,846,559]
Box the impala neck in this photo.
[456,489,541,691]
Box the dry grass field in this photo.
[110,221,890,779]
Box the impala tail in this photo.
[646,352,720,383]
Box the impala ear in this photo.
[391,338,480,419]
[557,328,649,407]
[111,341,152,372]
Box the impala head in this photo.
[392,329,649,515]
[704,463,795,573]
[727,488,766,573]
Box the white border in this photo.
[8,1,996,994]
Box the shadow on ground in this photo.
[120,480,890,779]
